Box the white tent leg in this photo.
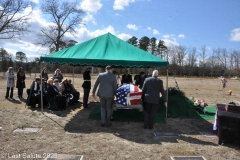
[41,62,43,113]
[73,66,75,85]
[166,68,169,119]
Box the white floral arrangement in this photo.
[194,99,208,113]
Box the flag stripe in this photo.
[117,84,142,106]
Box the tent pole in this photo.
[73,66,75,85]
[40,62,43,113]
[92,66,93,75]
[166,68,168,119]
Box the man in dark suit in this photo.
[82,67,91,108]
[139,71,147,89]
[121,70,132,85]
[92,66,117,127]
[142,70,167,129]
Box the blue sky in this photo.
[1,0,240,60]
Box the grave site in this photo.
[0,75,240,160]
[1,0,240,159]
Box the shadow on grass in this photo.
[27,101,83,117]
[63,102,219,146]
[5,98,22,104]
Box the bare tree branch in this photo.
[0,0,33,39]
[38,0,84,52]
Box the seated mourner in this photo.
[61,78,72,106]
[46,78,66,110]
[68,79,80,102]
[53,79,62,91]
[28,77,47,108]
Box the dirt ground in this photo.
[0,74,240,160]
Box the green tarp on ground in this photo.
[40,33,168,68]
[159,95,216,120]
[88,95,216,123]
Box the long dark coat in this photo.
[16,72,26,88]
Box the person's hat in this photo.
[105,66,112,70]
[8,67,13,70]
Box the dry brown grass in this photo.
[0,75,240,160]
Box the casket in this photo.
[114,84,143,112]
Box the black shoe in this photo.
[149,126,153,130]
[143,126,148,129]
[106,123,112,127]
[100,122,105,127]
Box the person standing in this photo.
[5,67,15,99]
[221,77,227,88]
[139,71,147,89]
[82,67,91,108]
[41,67,48,81]
[92,66,117,127]
[16,67,26,99]
[53,68,63,83]
[141,70,167,129]
[121,70,133,85]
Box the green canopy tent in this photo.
[40,33,168,67]
[39,33,169,116]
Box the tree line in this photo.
[127,36,240,77]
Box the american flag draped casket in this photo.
[116,84,142,106]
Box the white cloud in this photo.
[115,13,121,16]
[79,0,102,13]
[0,4,131,59]
[161,34,179,47]
[147,27,151,30]
[82,13,97,25]
[178,34,185,38]
[0,7,50,57]
[3,48,18,56]
[30,0,39,3]
[4,39,49,56]
[117,33,132,41]
[126,24,138,31]
[163,34,170,39]
[64,26,132,44]
[153,29,160,35]
[163,39,179,47]
[65,26,116,42]
[113,0,135,10]
[230,28,240,41]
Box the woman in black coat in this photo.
[16,67,26,99]
[41,67,49,81]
